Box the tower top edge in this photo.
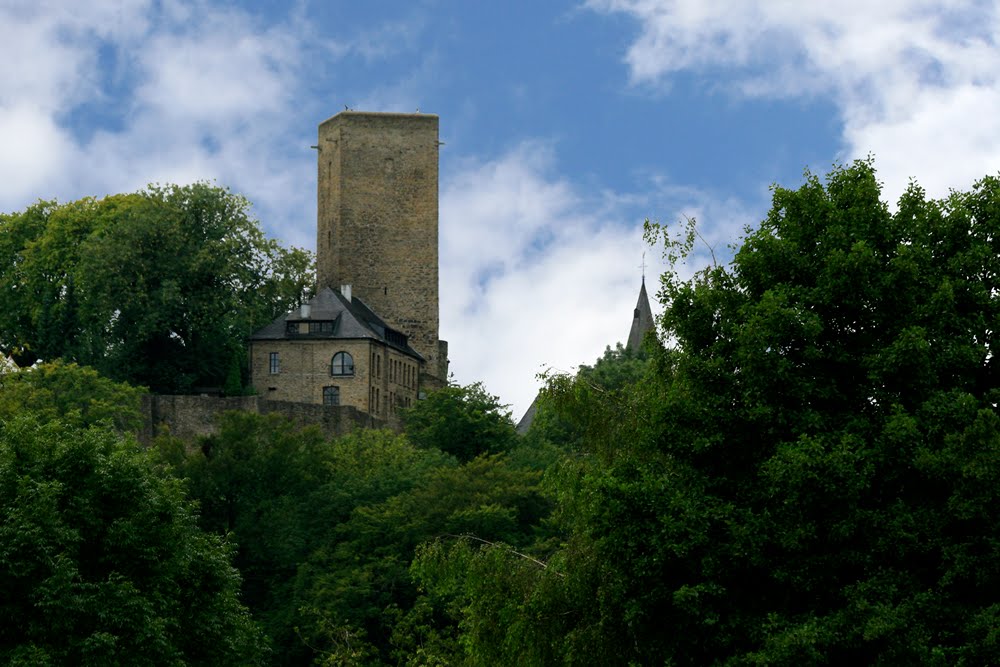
[319,111,439,127]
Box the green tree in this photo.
[519,342,654,463]
[417,161,1000,665]
[157,409,549,666]
[0,184,313,392]
[404,382,517,462]
[155,413,335,663]
[156,414,455,665]
[298,454,549,665]
[0,360,144,432]
[0,417,266,665]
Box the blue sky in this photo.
[2,1,999,418]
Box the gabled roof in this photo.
[250,287,423,360]
[626,277,655,352]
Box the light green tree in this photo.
[0,360,144,432]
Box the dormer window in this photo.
[309,321,334,334]
[286,320,335,336]
[384,328,408,347]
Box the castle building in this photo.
[249,111,448,418]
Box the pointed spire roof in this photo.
[626,277,655,352]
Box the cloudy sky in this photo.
[3,0,999,419]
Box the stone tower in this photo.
[316,111,447,384]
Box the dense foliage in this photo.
[0,384,266,664]
[152,381,541,665]
[415,160,1000,665]
[0,360,145,432]
[403,381,518,461]
[5,162,1000,665]
[0,184,313,393]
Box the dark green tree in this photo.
[0,184,313,392]
[404,382,517,462]
[416,160,1000,665]
[0,416,266,665]
[297,454,549,664]
[156,414,456,665]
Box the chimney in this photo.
[340,284,352,301]
[300,303,311,318]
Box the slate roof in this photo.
[517,279,656,433]
[515,394,538,435]
[626,277,655,352]
[250,287,423,360]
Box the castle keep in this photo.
[248,111,448,419]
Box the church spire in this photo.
[626,276,654,352]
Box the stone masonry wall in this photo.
[251,338,375,409]
[140,394,385,445]
[249,337,420,421]
[315,111,447,383]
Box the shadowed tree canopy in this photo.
[0,183,313,393]
[0,416,266,665]
[403,382,518,462]
[415,160,1000,665]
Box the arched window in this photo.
[331,351,354,376]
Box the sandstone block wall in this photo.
[249,338,420,422]
[315,111,447,383]
[140,394,384,445]
[251,338,374,409]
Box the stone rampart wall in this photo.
[140,394,387,445]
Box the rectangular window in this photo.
[286,322,297,335]
[269,352,280,374]
[323,386,340,406]
[309,321,334,334]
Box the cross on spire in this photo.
[638,251,646,284]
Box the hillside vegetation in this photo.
[2,160,1000,664]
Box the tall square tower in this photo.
[316,111,447,384]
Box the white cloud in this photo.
[135,9,300,124]
[0,1,414,252]
[0,104,79,203]
[586,0,1000,203]
[0,1,151,113]
[440,141,753,418]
